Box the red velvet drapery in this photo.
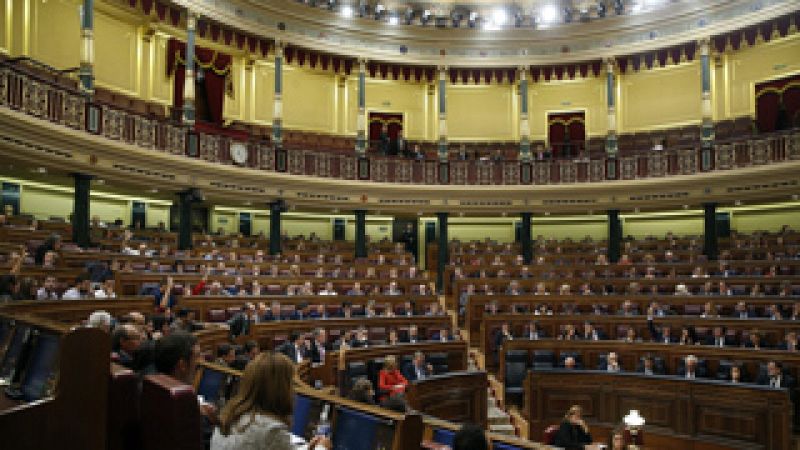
[756,73,800,133]
[167,38,232,125]
[547,112,586,158]
[368,112,404,141]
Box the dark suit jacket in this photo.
[757,372,796,389]
[280,342,305,363]
[702,335,737,347]
[402,363,432,382]
[553,421,592,450]
[677,366,707,378]
[309,341,328,364]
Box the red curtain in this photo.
[368,112,403,140]
[755,74,800,133]
[167,38,232,125]
[547,112,586,158]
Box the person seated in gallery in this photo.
[779,331,799,351]
[404,325,421,343]
[378,355,408,401]
[553,405,593,450]
[647,317,677,344]
[212,352,330,450]
[402,351,433,382]
[524,321,545,340]
[350,328,370,348]
[757,361,796,389]
[580,322,606,341]
[702,326,737,348]
[677,355,705,379]
[599,352,622,373]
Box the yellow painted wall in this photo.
[449,221,516,243]
[147,204,170,229]
[282,216,333,240]
[21,186,74,220]
[91,197,129,223]
[252,62,276,125]
[347,79,428,140]
[529,77,607,140]
[252,213,270,236]
[344,218,393,242]
[727,206,800,233]
[149,34,174,105]
[283,66,336,132]
[620,62,702,132]
[94,10,140,95]
[724,34,800,119]
[29,0,81,70]
[622,212,704,238]
[0,0,9,54]
[532,217,608,241]
[447,84,515,141]
[210,209,238,235]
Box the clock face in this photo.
[231,142,248,165]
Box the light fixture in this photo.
[540,5,558,23]
[491,8,508,26]
[623,409,645,449]
[340,5,353,17]
[36,167,47,174]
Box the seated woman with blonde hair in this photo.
[211,352,330,450]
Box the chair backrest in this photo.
[504,361,528,388]
[505,350,529,364]
[542,424,560,445]
[426,353,448,374]
[431,428,456,447]
[108,364,141,450]
[140,374,203,450]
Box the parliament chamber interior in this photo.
[0,0,799,449]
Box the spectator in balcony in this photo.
[678,355,703,379]
[743,330,764,349]
[534,282,549,296]
[732,301,752,319]
[580,322,605,341]
[318,281,338,296]
[781,332,799,352]
[701,302,719,318]
[392,130,406,157]
[35,234,62,265]
[63,275,92,300]
[405,324,420,344]
[36,276,59,301]
[758,361,796,389]
[704,326,736,348]
[385,281,402,296]
[602,352,621,372]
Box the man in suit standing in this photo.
[402,351,433,382]
[280,331,306,364]
[309,328,329,365]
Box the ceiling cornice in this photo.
[164,0,796,66]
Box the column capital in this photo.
[518,66,527,80]
[186,11,198,29]
[605,57,616,73]
[358,58,368,67]
[698,37,711,55]
[437,65,448,74]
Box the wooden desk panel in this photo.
[406,371,488,429]
[481,314,800,368]
[524,370,792,450]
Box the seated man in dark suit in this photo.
[495,323,514,352]
[404,324,421,343]
[402,351,433,382]
[350,327,370,348]
[111,324,143,369]
[757,361,796,389]
[778,331,799,352]
[279,331,307,364]
[647,317,677,344]
[308,328,329,365]
[702,326,737,348]
[154,332,217,443]
[677,355,706,379]
[580,322,606,341]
